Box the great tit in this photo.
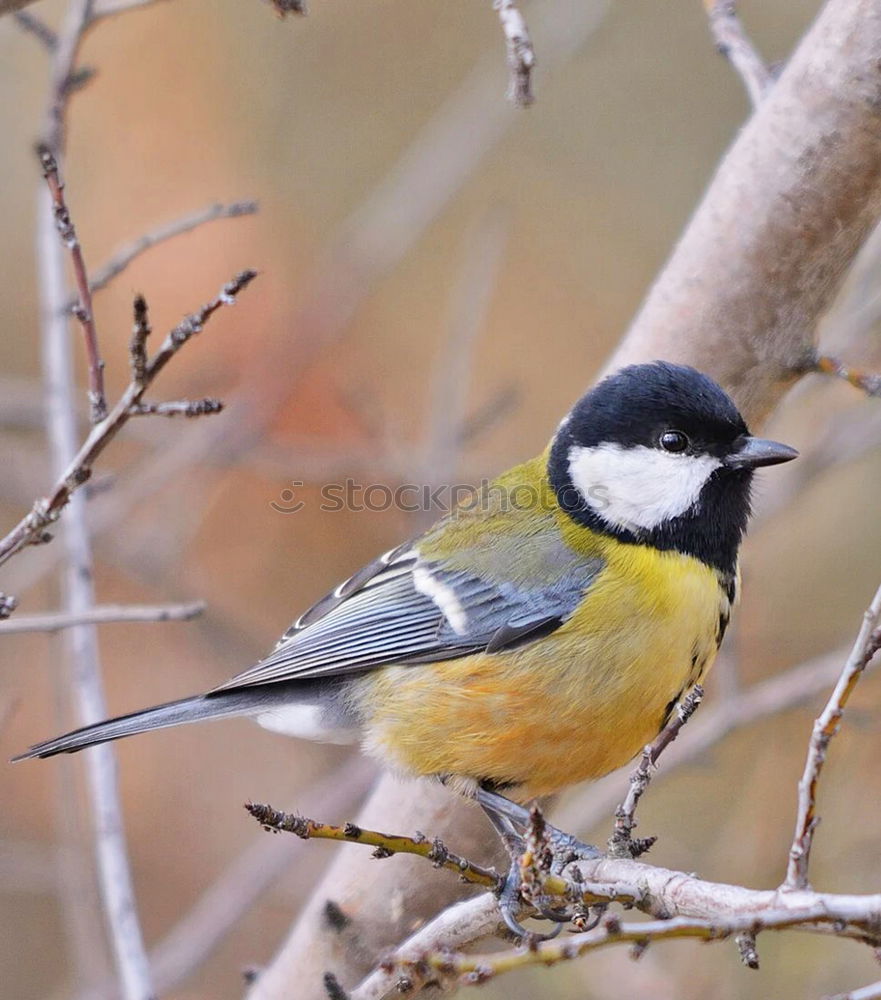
[14,362,797,931]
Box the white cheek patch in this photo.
[256,705,357,745]
[567,443,721,533]
[413,566,469,635]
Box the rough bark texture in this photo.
[249,1,881,997]
[610,0,881,423]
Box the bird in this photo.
[14,361,797,935]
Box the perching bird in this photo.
[15,361,797,934]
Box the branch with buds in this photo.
[0,269,256,575]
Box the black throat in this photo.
[547,438,752,578]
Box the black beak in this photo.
[724,436,799,469]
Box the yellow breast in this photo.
[352,542,731,800]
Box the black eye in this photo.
[660,430,689,453]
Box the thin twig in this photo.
[401,909,856,987]
[130,399,224,418]
[703,0,773,108]
[14,9,58,49]
[783,584,881,890]
[493,0,536,106]
[814,354,881,398]
[245,803,500,890]
[38,145,107,422]
[6,0,613,606]
[76,200,258,305]
[43,0,92,157]
[0,601,205,634]
[0,270,255,573]
[607,685,704,858]
[248,789,881,999]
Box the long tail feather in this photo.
[12,693,248,760]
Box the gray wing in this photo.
[213,540,603,692]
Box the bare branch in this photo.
[783,584,881,890]
[393,908,871,988]
[346,845,881,1000]
[246,802,500,889]
[350,895,501,1000]
[607,685,703,859]
[493,0,536,107]
[0,270,256,573]
[14,9,58,49]
[38,144,107,422]
[703,0,773,108]
[130,399,224,418]
[608,0,881,428]
[814,354,881,398]
[8,0,612,607]
[0,600,205,634]
[80,201,258,303]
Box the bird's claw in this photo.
[545,828,602,870]
[477,787,602,937]
[497,858,565,940]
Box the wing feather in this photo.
[212,532,603,693]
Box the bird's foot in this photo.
[544,828,603,875]
[496,856,566,939]
[478,787,602,937]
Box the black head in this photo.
[547,362,797,574]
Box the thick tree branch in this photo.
[609,0,881,427]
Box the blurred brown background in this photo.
[4,0,881,997]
